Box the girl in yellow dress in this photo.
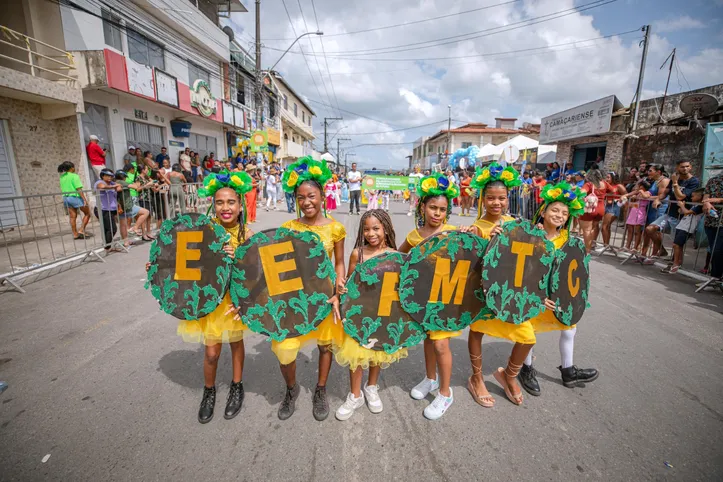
[466,162,534,407]
[276,157,346,422]
[176,170,254,423]
[334,209,404,420]
[399,172,461,420]
[518,182,599,396]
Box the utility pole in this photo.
[323,117,342,153]
[345,152,355,176]
[337,137,350,172]
[631,25,650,133]
[445,104,451,168]
[254,0,262,129]
[658,47,676,127]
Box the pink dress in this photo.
[326,183,337,211]
[625,198,649,226]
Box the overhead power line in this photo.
[261,0,523,40]
[310,0,342,118]
[265,0,619,58]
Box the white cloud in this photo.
[656,16,705,33]
[225,0,721,167]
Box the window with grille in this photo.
[128,30,165,70]
[461,142,472,148]
[188,133,217,161]
[294,103,298,117]
[102,8,122,51]
[124,119,165,157]
[188,63,210,86]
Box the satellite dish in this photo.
[680,93,719,118]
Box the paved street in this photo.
[1,201,722,481]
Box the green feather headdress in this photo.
[415,172,459,200]
[198,170,254,198]
[470,162,522,191]
[540,181,587,218]
[282,156,333,193]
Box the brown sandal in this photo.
[493,358,524,406]
[467,353,494,407]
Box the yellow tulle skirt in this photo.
[177,293,248,346]
[469,317,536,345]
[530,310,575,334]
[271,313,344,365]
[332,335,409,371]
[428,330,461,341]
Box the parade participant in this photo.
[399,172,460,420]
[466,162,533,407]
[244,164,258,223]
[334,210,402,420]
[366,188,379,211]
[459,171,472,216]
[276,157,346,422]
[325,175,338,211]
[148,171,254,423]
[407,165,424,217]
[517,182,599,396]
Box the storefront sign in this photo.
[170,120,192,137]
[127,57,155,99]
[703,121,723,184]
[134,109,148,120]
[190,80,217,117]
[362,175,411,191]
[222,101,235,125]
[540,95,621,144]
[169,140,184,147]
[267,127,281,146]
[155,69,179,107]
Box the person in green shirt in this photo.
[58,161,92,240]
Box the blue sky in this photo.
[227,0,723,168]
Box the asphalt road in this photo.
[1,201,722,481]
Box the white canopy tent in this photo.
[477,135,557,164]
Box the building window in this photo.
[188,63,210,86]
[294,103,298,117]
[235,73,245,105]
[127,30,164,70]
[461,142,472,149]
[302,111,305,123]
[283,95,288,110]
[102,8,122,51]
[269,99,276,118]
[308,115,312,127]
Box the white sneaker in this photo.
[335,392,365,421]
[410,377,439,400]
[363,383,383,414]
[423,388,454,420]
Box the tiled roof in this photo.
[427,123,526,141]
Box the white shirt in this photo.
[266,174,277,192]
[348,170,362,191]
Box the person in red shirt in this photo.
[86,135,107,180]
[532,171,547,205]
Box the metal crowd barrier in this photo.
[0,182,213,293]
[505,188,722,294]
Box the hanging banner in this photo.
[548,236,590,326]
[341,252,424,353]
[230,228,335,341]
[146,213,232,320]
[250,130,269,152]
[482,219,555,324]
[362,175,411,191]
[399,231,489,332]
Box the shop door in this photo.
[189,133,217,161]
[124,120,165,160]
[81,103,112,168]
[0,120,27,228]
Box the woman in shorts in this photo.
[58,161,92,240]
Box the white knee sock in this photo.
[524,350,533,367]
[559,327,577,369]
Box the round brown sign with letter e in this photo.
[341,251,424,353]
[398,231,489,333]
[146,213,232,320]
[230,228,335,342]
[548,236,590,326]
[482,219,555,325]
